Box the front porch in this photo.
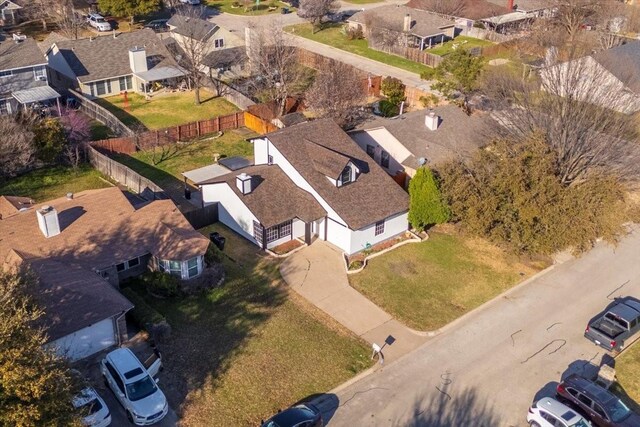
[254,217,325,250]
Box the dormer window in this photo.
[340,166,352,185]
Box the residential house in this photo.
[199,119,410,255]
[166,14,247,77]
[0,0,21,26]
[540,41,640,114]
[348,5,456,52]
[350,106,490,183]
[0,34,61,114]
[45,28,185,98]
[0,187,210,360]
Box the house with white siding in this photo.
[199,119,410,255]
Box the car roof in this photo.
[537,397,583,423]
[565,375,616,404]
[265,405,317,426]
[89,13,104,17]
[609,301,640,321]
[106,348,146,383]
[72,387,99,408]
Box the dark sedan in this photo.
[261,404,323,427]
[557,374,640,427]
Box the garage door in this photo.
[46,318,116,361]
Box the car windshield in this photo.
[125,376,157,401]
[80,397,103,415]
[570,419,590,427]
[95,17,105,23]
[605,397,632,422]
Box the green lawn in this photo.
[206,0,295,15]
[612,343,640,412]
[428,36,495,57]
[0,166,112,202]
[89,120,114,141]
[110,129,254,189]
[134,223,370,425]
[95,90,240,130]
[285,23,432,75]
[349,231,545,331]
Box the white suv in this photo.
[101,348,168,425]
[527,397,591,427]
[87,13,112,32]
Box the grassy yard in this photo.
[95,90,240,130]
[206,0,294,15]
[285,23,432,75]
[428,36,495,57]
[134,223,370,425]
[110,129,254,188]
[612,343,640,412]
[349,230,546,331]
[0,166,112,202]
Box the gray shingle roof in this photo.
[353,106,490,168]
[350,5,454,38]
[0,37,46,72]
[593,41,640,94]
[201,164,326,228]
[54,29,180,83]
[263,119,409,230]
[168,15,219,42]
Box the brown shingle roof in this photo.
[406,0,508,20]
[0,195,34,219]
[54,29,180,83]
[263,119,409,230]
[29,258,133,341]
[201,164,326,228]
[0,187,209,271]
[0,37,46,72]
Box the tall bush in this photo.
[408,167,450,231]
[381,76,406,106]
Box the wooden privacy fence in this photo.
[182,203,219,229]
[87,146,167,200]
[70,89,134,136]
[91,111,246,154]
[244,111,278,135]
[402,48,443,68]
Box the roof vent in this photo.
[66,192,73,200]
[12,33,26,43]
[36,205,61,238]
[236,173,252,195]
[425,111,440,131]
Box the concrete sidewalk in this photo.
[280,242,426,363]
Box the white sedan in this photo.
[73,387,111,427]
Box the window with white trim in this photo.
[187,257,199,278]
[95,80,111,96]
[375,220,385,236]
[33,66,46,80]
[366,145,375,158]
[214,38,224,48]
[340,166,352,185]
[119,75,133,91]
[0,99,10,114]
[254,221,264,246]
[168,260,181,277]
[263,220,293,244]
[116,256,141,272]
[0,70,12,78]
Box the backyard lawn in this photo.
[95,90,239,130]
[612,343,640,412]
[0,166,112,202]
[110,129,254,189]
[206,0,294,15]
[285,23,432,75]
[134,223,370,425]
[428,36,495,57]
[349,230,546,331]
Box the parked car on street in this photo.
[143,19,169,32]
[262,403,323,427]
[87,13,112,32]
[557,374,640,427]
[179,0,200,4]
[73,387,112,427]
[584,298,640,352]
[527,397,591,427]
[101,348,168,425]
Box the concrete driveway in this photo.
[280,241,426,363]
[319,226,640,426]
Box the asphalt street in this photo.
[320,226,640,427]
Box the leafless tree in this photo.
[364,14,404,54]
[0,116,36,179]
[406,0,467,17]
[22,0,56,31]
[166,7,213,105]
[306,62,367,129]
[53,0,85,40]
[484,53,640,186]
[246,23,310,116]
[298,0,340,33]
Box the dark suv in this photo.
[557,374,640,427]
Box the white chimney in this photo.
[403,14,412,32]
[36,205,61,238]
[129,47,148,73]
[236,173,252,195]
[425,112,440,131]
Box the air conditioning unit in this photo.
[37,75,47,81]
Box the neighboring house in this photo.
[348,5,456,51]
[0,187,210,360]
[199,119,410,255]
[166,14,246,77]
[540,41,640,114]
[0,35,61,115]
[45,28,185,98]
[350,106,489,181]
[0,0,21,26]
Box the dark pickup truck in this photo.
[585,298,640,352]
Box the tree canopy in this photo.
[97,0,159,22]
[433,49,485,99]
[408,167,450,231]
[298,0,339,33]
